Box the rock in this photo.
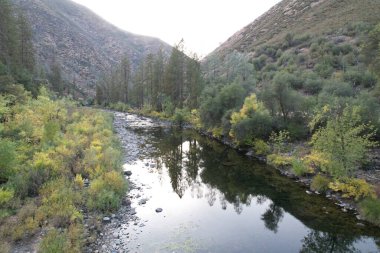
[124,170,132,176]
[139,198,147,205]
[155,208,163,213]
[246,149,254,157]
[356,215,363,220]
[103,217,111,223]
[356,223,365,227]
[306,190,312,195]
[122,198,132,206]
[111,214,116,218]
[130,208,137,215]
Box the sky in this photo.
[71,0,282,57]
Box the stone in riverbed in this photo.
[155,208,163,213]
[138,198,147,205]
[124,171,132,176]
[103,217,111,223]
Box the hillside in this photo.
[207,0,380,60]
[12,0,172,95]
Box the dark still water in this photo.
[114,113,380,253]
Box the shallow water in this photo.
[114,112,380,253]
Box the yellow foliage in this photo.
[230,93,268,126]
[0,188,14,206]
[74,174,84,189]
[303,151,330,171]
[211,127,223,138]
[329,178,376,201]
[267,154,293,168]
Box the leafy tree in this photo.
[311,105,376,177]
[230,93,272,142]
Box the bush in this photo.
[0,188,14,207]
[253,139,270,155]
[173,108,190,127]
[39,229,66,253]
[304,79,323,95]
[267,154,292,168]
[87,171,127,212]
[311,174,331,192]
[269,130,290,153]
[359,198,380,226]
[329,178,376,201]
[291,159,308,176]
[0,140,17,182]
[38,179,82,227]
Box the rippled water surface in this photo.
[113,112,380,253]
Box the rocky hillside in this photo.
[12,0,171,95]
[207,0,380,60]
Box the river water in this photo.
[111,112,380,253]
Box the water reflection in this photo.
[261,203,284,233]
[300,231,358,253]
[133,126,380,252]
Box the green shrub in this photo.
[267,154,293,168]
[0,140,17,182]
[359,198,380,226]
[87,171,127,212]
[39,179,82,227]
[291,159,308,176]
[173,108,190,126]
[39,229,66,253]
[269,130,290,153]
[311,174,331,192]
[0,188,14,207]
[253,139,270,155]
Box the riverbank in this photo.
[88,111,380,252]
[127,109,380,228]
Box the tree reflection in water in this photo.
[300,231,358,253]
[147,128,380,251]
[261,203,284,233]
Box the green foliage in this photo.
[0,89,126,250]
[162,96,175,117]
[310,174,331,193]
[39,178,82,227]
[230,93,272,143]
[267,154,292,168]
[252,139,270,156]
[0,188,14,207]
[311,105,376,178]
[39,226,83,253]
[173,107,190,127]
[329,178,376,201]
[359,198,380,226]
[199,83,246,128]
[269,130,290,154]
[0,139,17,183]
[291,159,308,176]
[87,171,127,212]
[108,102,130,112]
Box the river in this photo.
[96,112,380,253]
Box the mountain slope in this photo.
[12,0,171,95]
[207,0,380,59]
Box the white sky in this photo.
[71,0,282,57]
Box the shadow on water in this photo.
[128,124,380,252]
